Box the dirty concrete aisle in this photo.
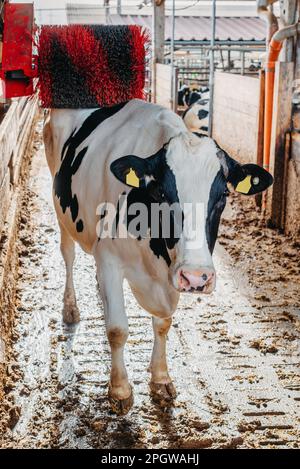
[1,123,299,449]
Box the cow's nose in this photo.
[177,267,215,293]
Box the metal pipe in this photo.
[117,0,121,15]
[104,0,110,24]
[165,40,266,47]
[152,1,165,103]
[171,0,175,110]
[208,0,216,137]
[241,50,245,75]
[272,22,299,42]
[165,46,265,53]
[263,22,300,174]
[257,0,279,46]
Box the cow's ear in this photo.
[218,150,273,196]
[110,147,166,189]
[232,164,273,196]
[110,155,148,189]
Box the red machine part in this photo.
[0,2,36,99]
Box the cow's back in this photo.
[44,99,186,254]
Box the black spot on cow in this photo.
[188,91,201,106]
[178,86,190,106]
[193,132,206,139]
[197,109,209,120]
[76,219,84,233]
[198,99,209,106]
[150,238,171,266]
[54,102,128,229]
[110,146,182,265]
[205,169,228,253]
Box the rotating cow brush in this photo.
[0,3,149,108]
[37,25,149,108]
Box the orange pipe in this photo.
[263,38,282,171]
[263,23,299,174]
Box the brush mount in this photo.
[0,2,37,99]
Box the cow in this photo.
[183,88,210,134]
[177,84,190,107]
[43,98,273,415]
[183,94,210,135]
[187,87,209,106]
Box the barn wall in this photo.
[155,63,173,110]
[285,159,300,236]
[267,62,294,227]
[282,0,300,237]
[212,71,261,164]
[0,97,38,227]
[285,111,300,236]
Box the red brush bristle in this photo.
[37,25,150,108]
[37,27,54,108]
[128,25,150,101]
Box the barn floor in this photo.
[0,121,299,449]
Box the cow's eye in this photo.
[224,188,230,197]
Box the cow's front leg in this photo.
[59,222,80,324]
[149,316,176,404]
[97,259,133,415]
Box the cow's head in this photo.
[110,133,273,294]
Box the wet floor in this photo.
[0,122,299,448]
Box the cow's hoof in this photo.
[63,304,80,324]
[108,385,134,415]
[149,381,177,405]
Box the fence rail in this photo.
[0,96,38,228]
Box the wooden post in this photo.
[257,70,265,167]
[170,0,176,111]
[267,0,297,229]
[208,0,216,137]
[173,67,178,112]
[152,0,165,103]
[280,0,297,62]
[227,49,231,71]
[255,69,265,207]
[281,131,291,228]
[284,0,300,234]
[268,62,294,228]
[241,51,245,75]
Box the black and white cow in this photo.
[177,84,190,107]
[183,89,210,135]
[43,99,273,414]
[187,87,209,107]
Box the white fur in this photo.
[166,134,221,270]
[183,96,209,134]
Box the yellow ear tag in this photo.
[236,175,252,194]
[126,168,140,188]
